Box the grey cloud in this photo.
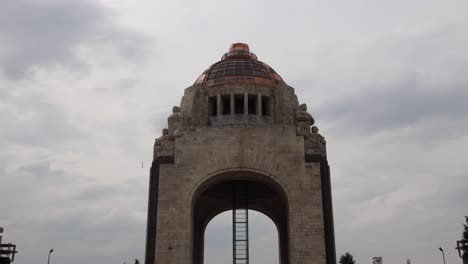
[0,0,150,79]
[1,158,147,264]
[330,133,468,264]
[73,184,119,201]
[18,160,74,184]
[317,80,468,135]
[335,173,468,264]
[0,87,80,147]
[287,23,468,140]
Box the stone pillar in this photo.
[244,92,248,122]
[269,96,273,117]
[258,93,262,116]
[230,93,235,122]
[257,93,262,122]
[217,93,221,122]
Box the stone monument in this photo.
[145,43,336,264]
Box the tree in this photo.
[463,216,468,241]
[339,252,356,264]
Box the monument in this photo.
[145,43,336,264]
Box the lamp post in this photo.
[439,247,446,264]
[47,249,54,264]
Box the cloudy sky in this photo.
[1,0,467,263]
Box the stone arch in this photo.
[189,168,291,208]
[191,170,290,264]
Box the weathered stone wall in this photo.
[274,84,299,126]
[180,85,207,128]
[153,126,326,264]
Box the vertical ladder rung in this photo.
[233,182,249,264]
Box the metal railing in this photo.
[0,244,17,263]
[210,114,272,127]
[221,50,258,61]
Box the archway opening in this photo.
[192,174,289,264]
[204,210,279,264]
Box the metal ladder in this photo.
[232,182,249,264]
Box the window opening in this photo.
[209,96,217,116]
[234,95,244,114]
[222,95,231,115]
[248,95,256,115]
[261,96,270,116]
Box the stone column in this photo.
[230,93,235,123]
[269,96,273,117]
[244,92,248,123]
[217,94,221,123]
[257,93,262,115]
[257,93,262,122]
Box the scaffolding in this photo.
[0,227,17,264]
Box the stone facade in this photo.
[145,44,335,264]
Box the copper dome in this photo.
[195,43,284,88]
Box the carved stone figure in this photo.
[311,126,319,134]
[304,132,327,157]
[153,128,175,160]
[168,106,184,137]
[295,103,315,136]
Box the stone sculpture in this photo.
[153,128,174,160]
[295,103,315,136]
[168,106,184,137]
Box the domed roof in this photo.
[195,43,284,88]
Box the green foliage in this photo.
[339,252,356,264]
[463,216,468,241]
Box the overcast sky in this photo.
[1,1,467,264]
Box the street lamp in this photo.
[439,247,446,264]
[47,249,54,264]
